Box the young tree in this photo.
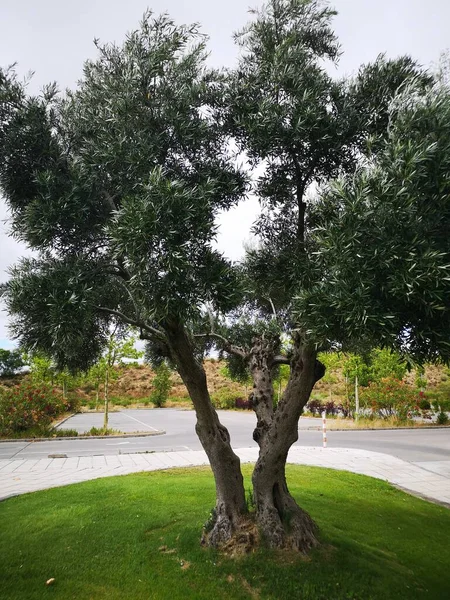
[101,328,143,429]
[0,348,24,377]
[149,362,172,408]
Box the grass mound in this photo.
[1,465,449,599]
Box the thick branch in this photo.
[103,191,117,213]
[194,332,247,359]
[272,355,290,366]
[96,306,166,341]
[290,152,319,244]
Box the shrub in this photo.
[419,398,431,410]
[436,411,449,425]
[52,428,79,437]
[438,399,450,412]
[235,397,252,410]
[323,400,339,416]
[360,377,418,421]
[0,382,65,436]
[305,399,323,416]
[211,391,239,409]
[84,427,120,436]
[149,363,172,408]
[112,397,132,407]
[65,394,81,413]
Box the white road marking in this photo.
[106,441,130,445]
[121,412,159,432]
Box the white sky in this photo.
[0,0,449,346]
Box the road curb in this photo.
[312,425,450,432]
[0,430,166,443]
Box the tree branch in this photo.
[103,191,117,213]
[194,332,248,359]
[272,355,290,366]
[96,306,166,341]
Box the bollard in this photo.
[321,410,327,448]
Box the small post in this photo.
[355,375,360,421]
[322,410,327,448]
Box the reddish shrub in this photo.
[0,382,65,436]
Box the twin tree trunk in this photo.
[164,321,324,553]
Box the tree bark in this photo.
[251,338,325,552]
[164,320,247,547]
[249,336,277,448]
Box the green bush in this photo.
[438,398,450,412]
[65,394,82,413]
[436,411,449,425]
[110,396,132,407]
[211,390,240,409]
[418,398,431,410]
[84,427,121,436]
[149,363,171,408]
[167,395,191,404]
[52,428,79,437]
[0,382,65,436]
[360,377,418,421]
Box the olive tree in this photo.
[1,2,448,555]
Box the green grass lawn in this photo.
[1,466,449,600]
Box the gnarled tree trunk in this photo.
[250,337,325,552]
[249,336,276,447]
[164,320,247,547]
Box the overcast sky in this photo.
[1,0,449,347]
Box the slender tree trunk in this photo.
[103,369,109,431]
[164,320,246,547]
[250,337,325,552]
[95,383,100,412]
[62,380,67,400]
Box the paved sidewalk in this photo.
[1,447,450,506]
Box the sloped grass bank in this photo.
[1,465,449,600]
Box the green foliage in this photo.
[295,81,450,362]
[369,348,407,382]
[415,366,427,390]
[0,348,24,377]
[418,399,431,410]
[360,377,418,421]
[85,427,120,436]
[227,0,432,312]
[342,354,370,387]
[149,362,172,408]
[436,411,449,425]
[220,362,251,387]
[24,352,54,383]
[0,382,65,436]
[210,390,241,409]
[0,11,245,372]
[110,396,132,407]
[52,428,79,437]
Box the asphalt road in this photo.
[0,409,449,463]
